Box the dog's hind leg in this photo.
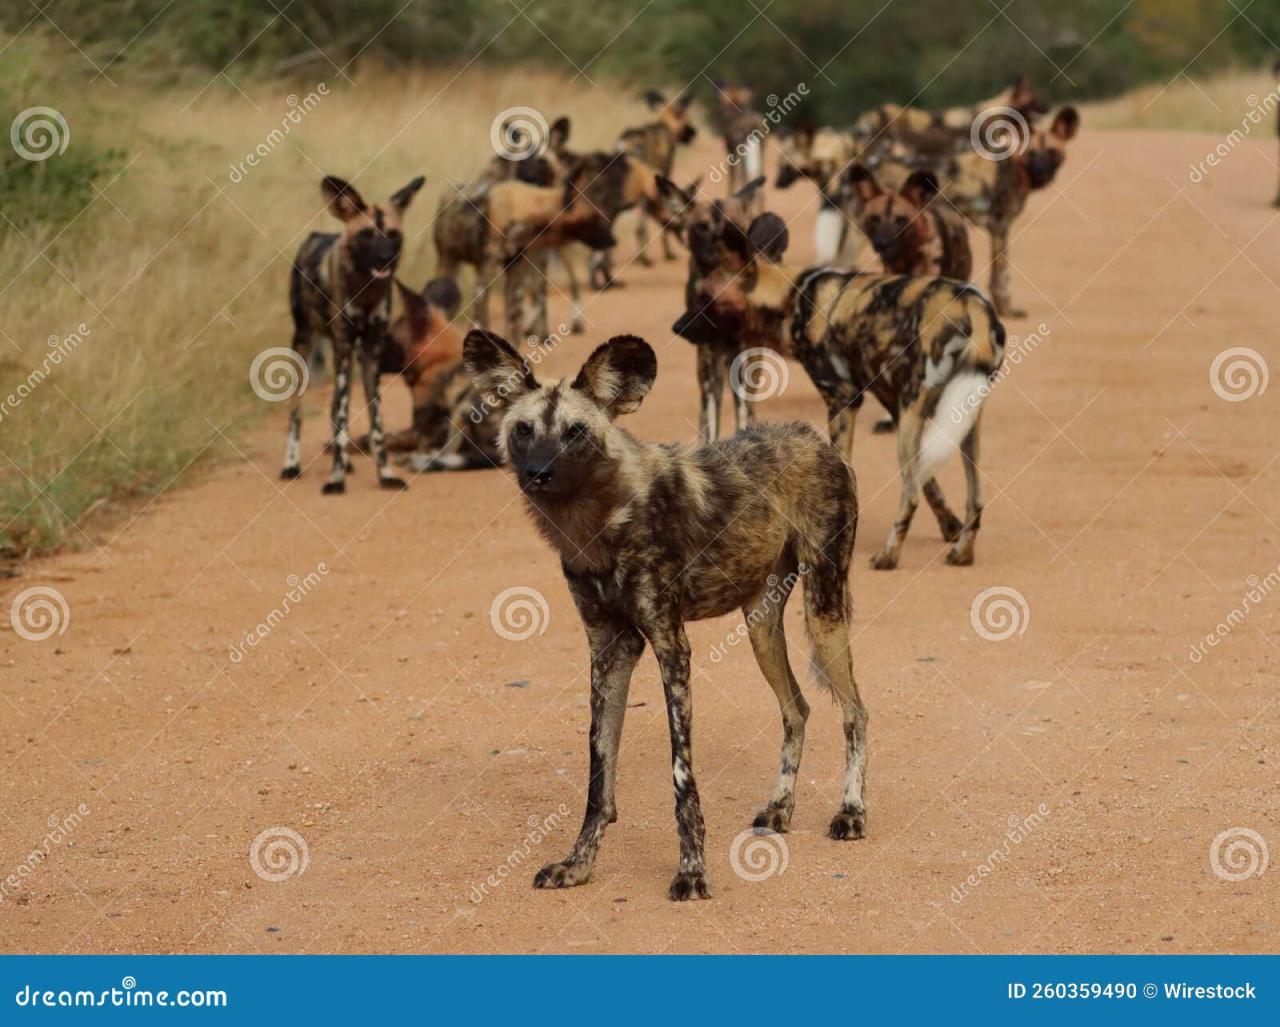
[281,328,310,480]
[534,614,644,891]
[946,414,984,566]
[743,575,808,833]
[800,529,867,841]
[870,401,924,569]
[633,210,653,267]
[922,477,964,542]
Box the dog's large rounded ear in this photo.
[901,169,939,206]
[1050,106,1080,142]
[733,175,766,206]
[715,207,752,257]
[643,89,666,110]
[322,176,367,221]
[463,329,538,407]
[747,212,789,260]
[674,92,693,114]
[423,276,462,319]
[389,175,426,213]
[845,163,881,204]
[395,280,429,335]
[549,116,571,154]
[571,335,657,418]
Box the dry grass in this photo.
[1083,67,1280,133]
[0,43,646,556]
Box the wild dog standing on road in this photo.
[675,212,1005,569]
[872,106,1080,318]
[841,165,972,280]
[282,173,425,493]
[614,90,697,265]
[852,74,1048,159]
[775,124,866,264]
[463,329,868,900]
[713,82,767,211]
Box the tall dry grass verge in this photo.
[1084,67,1280,133]
[0,37,645,558]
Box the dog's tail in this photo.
[918,370,987,480]
[742,135,763,182]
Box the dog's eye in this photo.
[385,229,402,242]
[355,228,375,241]
[564,422,589,442]
[512,421,533,441]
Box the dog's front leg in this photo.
[534,617,643,891]
[988,224,1025,319]
[322,331,354,494]
[695,343,723,444]
[644,617,709,900]
[359,333,406,490]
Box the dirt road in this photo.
[3,128,1278,954]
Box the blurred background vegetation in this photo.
[3,0,1277,121]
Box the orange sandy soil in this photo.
[2,128,1278,954]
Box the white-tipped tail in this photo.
[742,136,763,181]
[814,208,845,264]
[918,371,987,480]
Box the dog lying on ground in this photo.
[841,166,972,280]
[282,173,425,493]
[463,328,868,900]
[675,211,1006,569]
[871,106,1080,318]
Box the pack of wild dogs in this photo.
[279,76,1079,900]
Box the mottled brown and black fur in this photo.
[841,165,972,280]
[873,106,1080,317]
[713,82,767,209]
[676,211,1006,569]
[614,90,697,265]
[464,330,868,900]
[282,173,425,493]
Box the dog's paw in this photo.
[667,870,710,901]
[378,474,408,491]
[533,861,590,890]
[999,306,1027,320]
[280,466,301,481]
[828,806,866,841]
[872,417,896,435]
[321,479,346,495]
[751,806,791,833]
[945,546,974,566]
[869,549,899,571]
[939,514,964,544]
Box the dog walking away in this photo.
[774,124,864,264]
[463,330,868,900]
[282,173,425,493]
[841,165,972,280]
[676,211,1005,569]
[713,82,767,208]
[616,90,697,264]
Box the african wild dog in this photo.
[434,150,626,344]
[282,173,425,493]
[774,124,869,265]
[675,211,1006,569]
[872,106,1080,318]
[463,329,868,900]
[614,90,697,265]
[675,174,775,442]
[852,74,1048,159]
[841,165,972,281]
[713,82,767,210]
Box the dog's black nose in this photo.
[524,462,554,486]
